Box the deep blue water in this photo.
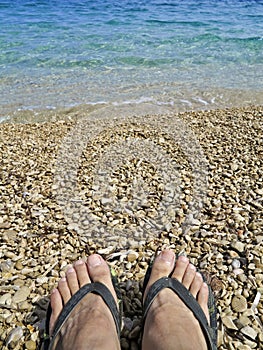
[1,0,263,121]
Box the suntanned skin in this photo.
[142,250,209,350]
[49,250,209,350]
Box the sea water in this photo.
[0,0,263,121]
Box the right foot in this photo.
[49,254,121,350]
[142,250,210,350]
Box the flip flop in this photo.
[142,258,218,350]
[41,268,122,350]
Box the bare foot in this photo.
[142,250,210,350]
[49,254,120,350]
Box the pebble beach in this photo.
[0,105,263,350]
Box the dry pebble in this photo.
[231,295,247,313]
[0,105,263,349]
[12,286,31,304]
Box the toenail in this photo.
[160,250,174,264]
[188,264,196,271]
[178,255,188,262]
[88,254,102,266]
[67,267,75,274]
[60,277,67,283]
[75,260,84,266]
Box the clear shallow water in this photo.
[1,0,263,121]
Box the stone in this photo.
[18,301,32,311]
[130,340,139,350]
[231,241,245,253]
[25,340,37,350]
[237,273,247,283]
[13,286,31,303]
[1,106,263,350]
[127,251,139,262]
[128,325,141,339]
[231,295,247,313]
[232,259,241,269]
[239,315,250,327]
[120,338,129,350]
[101,197,113,205]
[241,325,258,340]
[222,316,238,330]
[123,317,133,331]
[0,293,12,306]
[255,188,263,195]
[0,222,11,229]
[15,261,24,270]
[5,327,23,347]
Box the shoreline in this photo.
[1,87,263,124]
[0,105,262,349]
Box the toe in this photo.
[171,255,189,282]
[181,263,196,289]
[143,250,175,302]
[198,282,210,324]
[74,259,90,287]
[49,288,63,334]
[58,277,71,304]
[87,254,118,305]
[66,266,79,295]
[190,272,203,297]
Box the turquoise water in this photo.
[1,0,263,121]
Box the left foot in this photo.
[142,250,210,350]
[49,254,120,350]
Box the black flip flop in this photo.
[142,259,217,350]
[41,270,122,350]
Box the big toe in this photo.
[87,254,118,305]
[143,249,175,303]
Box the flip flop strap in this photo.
[143,277,215,350]
[49,282,120,349]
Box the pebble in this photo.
[130,340,139,350]
[241,325,258,340]
[25,340,37,350]
[123,317,133,331]
[5,327,23,347]
[15,261,24,270]
[255,188,263,195]
[231,259,241,269]
[120,338,129,349]
[18,301,32,311]
[237,273,247,283]
[231,241,245,253]
[0,293,12,306]
[0,106,262,350]
[128,325,141,339]
[222,316,238,330]
[231,295,247,313]
[0,260,13,272]
[0,222,11,229]
[239,315,250,327]
[13,286,31,303]
[127,251,139,263]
